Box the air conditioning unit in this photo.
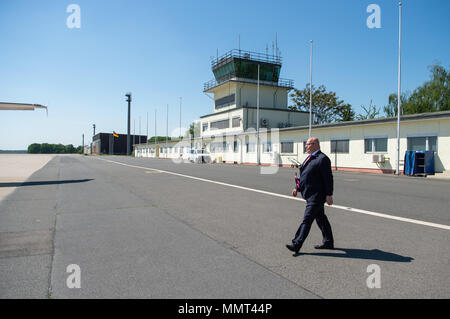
[372,154,385,163]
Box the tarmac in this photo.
[0,154,55,201]
[0,154,449,298]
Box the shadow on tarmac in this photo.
[294,248,414,262]
[0,179,94,187]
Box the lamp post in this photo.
[309,40,313,138]
[396,2,402,175]
[125,93,132,155]
[179,97,182,139]
[257,64,260,166]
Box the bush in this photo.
[27,143,82,154]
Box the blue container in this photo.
[404,150,435,175]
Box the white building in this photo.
[135,49,450,175]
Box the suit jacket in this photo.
[296,150,333,204]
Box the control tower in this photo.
[201,49,307,136]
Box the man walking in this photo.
[286,137,334,254]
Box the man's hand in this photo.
[292,189,297,197]
[326,195,333,206]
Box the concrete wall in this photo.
[210,81,290,114]
[245,108,309,130]
[236,82,289,109]
[211,82,237,113]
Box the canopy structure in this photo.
[0,102,48,115]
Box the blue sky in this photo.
[1,0,449,149]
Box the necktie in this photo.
[302,155,312,166]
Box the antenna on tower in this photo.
[239,34,241,54]
[275,32,278,59]
[275,32,280,60]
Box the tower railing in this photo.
[204,74,294,91]
[211,49,282,69]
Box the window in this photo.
[331,139,349,153]
[232,117,241,128]
[210,142,224,153]
[210,119,229,130]
[234,60,281,82]
[262,142,272,153]
[281,142,294,153]
[407,136,437,151]
[233,141,238,153]
[215,94,235,109]
[202,123,208,132]
[222,141,228,152]
[365,137,388,153]
[246,142,256,153]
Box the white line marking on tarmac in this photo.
[94,157,450,231]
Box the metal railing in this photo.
[204,74,294,91]
[211,49,282,69]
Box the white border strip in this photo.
[94,157,450,231]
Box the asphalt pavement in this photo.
[0,155,449,298]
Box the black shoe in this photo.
[314,244,334,250]
[286,244,301,254]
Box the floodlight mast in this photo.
[126,93,132,155]
[396,2,402,175]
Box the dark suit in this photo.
[292,150,334,248]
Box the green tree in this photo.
[27,143,41,153]
[289,84,355,124]
[356,100,381,120]
[54,144,65,153]
[384,63,449,116]
[65,144,76,153]
[27,143,82,154]
[187,121,201,138]
[148,136,171,143]
[383,92,409,117]
[40,143,52,153]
